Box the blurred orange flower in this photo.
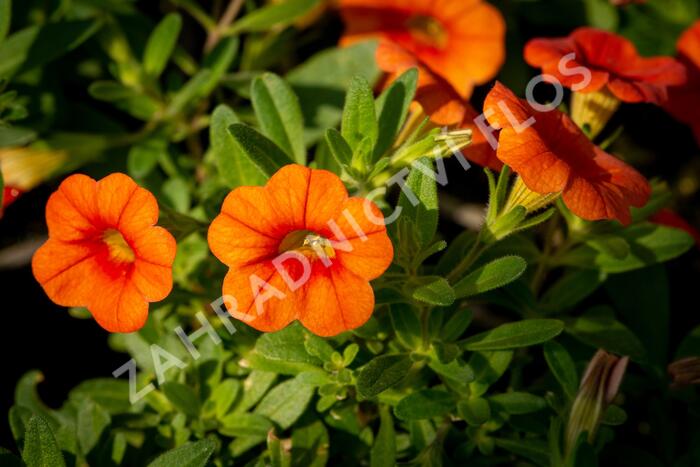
[484,82,650,224]
[524,27,686,104]
[340,0,505,99]
[664,20,700,145]
[376,40,502,171]
[208,164,393,337]
[32,173,176,333]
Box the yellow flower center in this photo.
[278,230,336,260]
[102,228,135,263]
[406,15,448,48]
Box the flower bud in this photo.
[565,350,629,455]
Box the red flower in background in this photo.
[484,82,650,224]
[525,27,686,104]
[650,209,700,247]
[664,20,700,145]
[340,0,506,99]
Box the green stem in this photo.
[530,212,560,295]
[446,230,485,283]
[419,306,430,350]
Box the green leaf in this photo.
[228,123,294,178]
[255,377,315,430]
[389,304,422,349]
[255,324,323,367]
[601,405,627,426]
[219,413,273,437]
[559,223,693,273]
[394,390,456,421]
[143,13,182,77]
[236,371,277,413]
[585,235,630,260]
[540,269,606,313]
[22,415,66,467]
[440,309,473,342]
[373,67,418,159]
[68,379,131,414]
[209,379,241,418]
[606,265,669,367]
[127,138,166,178]
[494,438,550,467]
[88,81,159,120]
[371,406,396,467]
[77,398,111,455]
[453,256,527,299]
[287,42,380,144]
[342,75,378,158]
[457,397,491,426]
[398,158,438,248]
[324,128,353,168]
[565,306,646,361]
[228,0,320,34]
[290,420,329,467]
[356,354,413,398]
[460,319,564,351]
[251,72,306,164]
[166,69,214,116]
[0,0,10,45]
[14,371,54,425]
[0,20,101,78]
[412,276,455,307]
[543,341,578,400]
[147,438,216,467]
[161,382,201,417]
[489,392,547,415]
[210,104,267,188]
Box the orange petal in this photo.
[265,164,347,232]
[88,275,148,333]
[96,173,139,227]
[118,186,159,238]
[376,40,467,125]
[45,174,99,242]
[32,239,102,307]
[208,212,279,267]
[299,264,374,337]
[130,226,176,301]
[221,261,299,332]
[324,197,393,281]
[484,82,574,193]
[562,147,650,225]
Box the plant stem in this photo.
[204,0,245,52]
[530,212,560,295]
[446,230,485,283]
[420,306,430,350]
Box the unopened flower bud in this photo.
[565,350,629,455]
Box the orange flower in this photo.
[665,20,700,145]
[32,173,176,333]
[524,27,686,104]
[376,40,502,171]
[484,82,650,224]
[208,164,393,336]
[340,0,505,99]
